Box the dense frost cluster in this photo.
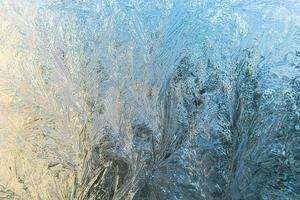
[0,0,300,199]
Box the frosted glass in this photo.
[0,0,299,199]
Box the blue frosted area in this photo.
[0,0,299,199]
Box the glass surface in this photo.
[0,0,299,199]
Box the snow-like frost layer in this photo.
[0,0,299,199]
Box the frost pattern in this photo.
[0,0,300,199]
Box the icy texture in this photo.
[0,0,300,199]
